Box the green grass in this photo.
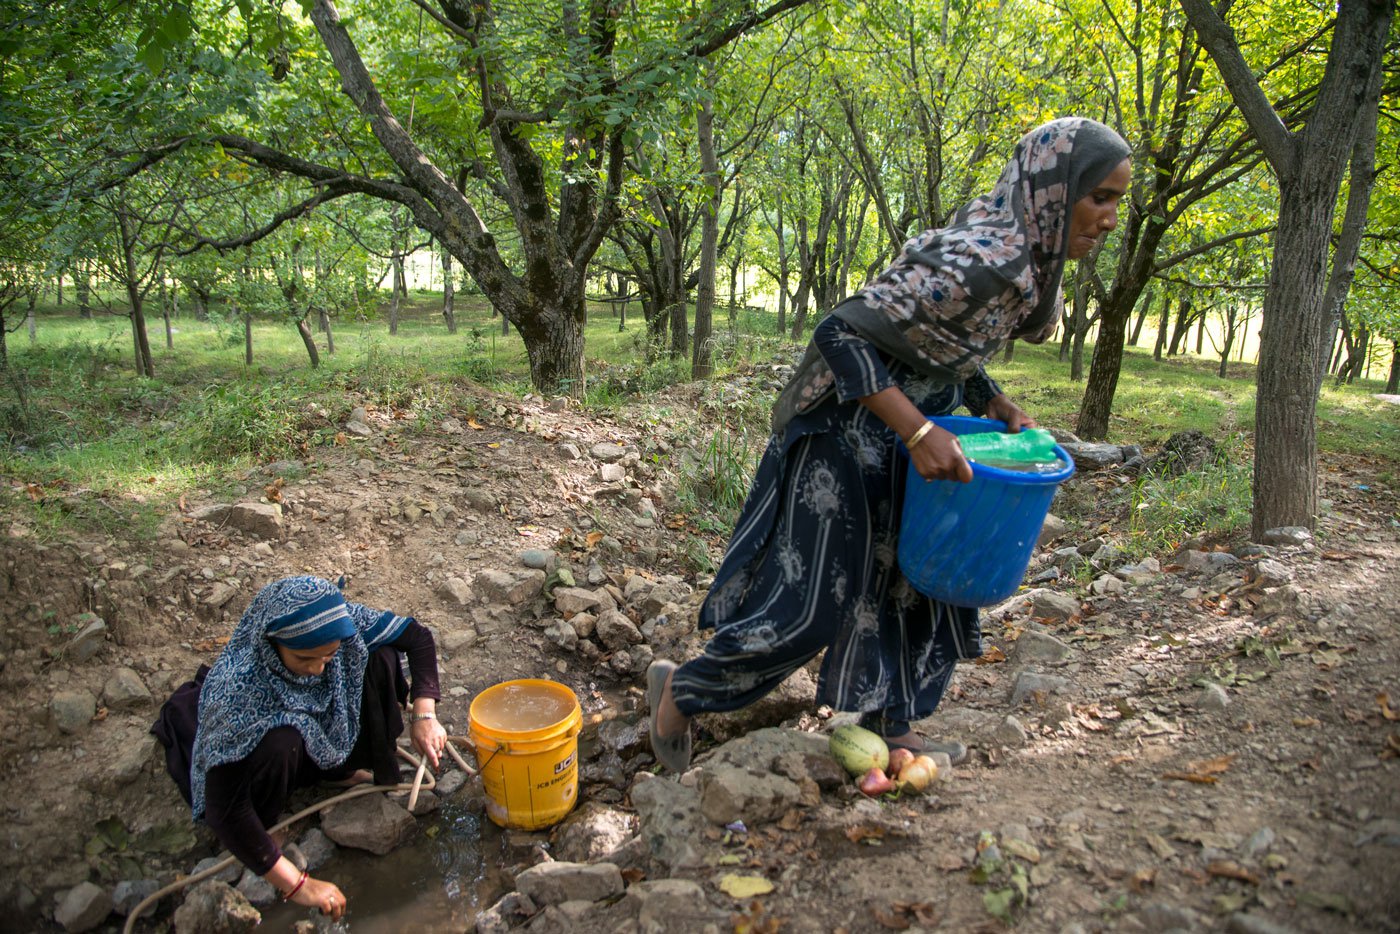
[2,294,1395,543]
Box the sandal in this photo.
[859,712,968,765]
[646,660,692,773]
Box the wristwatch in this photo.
[408,711,436,722]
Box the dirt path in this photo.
[0,383,1396,932]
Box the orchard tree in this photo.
[1181,0,1393,537]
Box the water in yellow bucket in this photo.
[468,679,582,831]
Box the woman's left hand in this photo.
[410,715,448,769]
[985,393,1036,433]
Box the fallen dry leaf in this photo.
[1208,860,1261,885]
[1163,753,1236,784]
[1382,734,1400,760]
[1378,693,1400,721]
[844,825,886,845]
[975,645,1007,665]
[467,418,484,430]
[718,874,774,899]
[1320,551,1354,561]
[872,905,912,930]
[1130,868,1157,893]
[1292,717,1321,728]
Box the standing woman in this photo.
[151,576,447,919]
[649,117,1132,771]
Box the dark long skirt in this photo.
[671,410,982,725]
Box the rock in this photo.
[597,714,649,759]
[190,504,232,524]
[1009,672,1071,708]
[320,795,417,855]
[192,857,242,885]
[1196,683,1230,712]
[434,769,468,797]
[1260,526,1311,546]
[1242,826,1275,857]
[514,861,624,906]
[569,611,597,639]
[63,617,108,663]
[520,549,553,570]
[439,627,478,654]
[463,488,498,512]
[474,568,546,605]
[553,587,603,616]
[345,419,372,437]
[544,619,578,651]
[234,870,276,906]
[623,879,726,931]
[1151,430,1218,475]
[599,463,626,483]
[1354,818,1400,847]
[629,773,707,869]
[1139,901,1203,932]
[1037,514,1068,547]
[704,667,817,742]
[109,733,156,784]
[590,442,626,462]
[1029,591,1080,622]
[112,880,161,916]
[53,882,111,933]
[296,828,335,871]
[1060,441,1124,470]
[203,581,241,609]
[227,502,283,539]
[698,762,802,826]
[474,892,537,934]
[1227,913,1301,934]
[1011,631,1072,667]
[1114,557,1160,582]
[594,608,643,650]
[102,667,152,710]
[51,690,96,734]
[1089,574,1125,595]
[639,580,693,619]
[994,716,1028,748]
[172,881,260,933]
[554,802,637,863]
[559,442,583,460]
[1253,559,1291,587]
[437,577,473,605]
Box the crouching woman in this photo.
[151,576,445,920]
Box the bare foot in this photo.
[331,768,373,788]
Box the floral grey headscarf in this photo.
[772,117,1131,434]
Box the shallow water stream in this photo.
[256,797,507,933]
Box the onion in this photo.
[857,766,896,797]
[895,756,938,794]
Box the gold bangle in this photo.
[905,421,935,451]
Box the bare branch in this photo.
[1155,224,1274,270]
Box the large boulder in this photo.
[172,881,260,934]
[320,795,417,855]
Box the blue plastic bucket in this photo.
[898,416,1074,607]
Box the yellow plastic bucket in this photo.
[468,679,582,831]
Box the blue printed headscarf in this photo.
[188,576,411,819]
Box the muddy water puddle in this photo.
[256,799,507,933]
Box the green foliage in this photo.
[187,381,308,461]
[676,424,757,532]
[1127,440,1254,556]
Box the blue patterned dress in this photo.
[670,310,999,727]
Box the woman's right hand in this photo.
[909,425,973,483]
[294,875,347,921]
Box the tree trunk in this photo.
[55,272,63,307]
[297,318,321,368]
[441,247,456,334]
[1152,293,1171,360]
[160,281,174,349]
[1195,314,1205,354]
[244,311,253,365]
[1002,340,1015,362]
[26,291,36,342]
[1168,300,1194,355]
[1218,305,1237,378]
[320,308,336,355]
[77,266,91,319]
[1077,299,1132,439]
[1386,342,1398,393]
[775,198,788,335]
[1129,288,1153,346]
[692,85,719,380]
[514,294,586,393]
[389,257,403,335]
